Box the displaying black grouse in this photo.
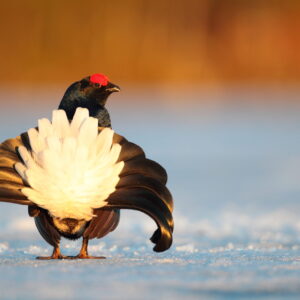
[0,73,173,259]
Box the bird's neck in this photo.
[58,97,112,128]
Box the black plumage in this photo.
[0,74,174,259]
[58,75,120,127]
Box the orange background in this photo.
[0,0,299,104]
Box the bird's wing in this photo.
[0,134,33,205]
[101,131,174,252]
[34,209,61,247]
[83,209,120,239]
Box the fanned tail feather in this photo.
[0,137,32,205]
[14,108,124,220]
[0,107,174,252]
[100,134,174,252]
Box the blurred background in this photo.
[0,0,299,88]
[1,1,300,299]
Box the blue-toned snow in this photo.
[1,87,300,299]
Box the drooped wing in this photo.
[0,134,33,205]
[34,209,61,247]
[103,131,174,252]
[83,209,120,239]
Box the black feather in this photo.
[34,210,61,247]
[117,141,145,162]
[105,188,173,252]
[84,209,120,239]
[121,157,168,184]
[117,174,173,212]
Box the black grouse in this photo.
[0,73,173,259]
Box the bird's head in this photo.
[59,73,120,116]
[78,73,120,106]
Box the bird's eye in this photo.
[80,80,89,90]
[94,83,100,88]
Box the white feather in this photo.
[16,108,124,221]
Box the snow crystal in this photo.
[176,244,198,253]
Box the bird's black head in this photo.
[58,73,120,120]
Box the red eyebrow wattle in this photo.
[89,74,109,86]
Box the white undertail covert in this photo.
[15,108,124,221]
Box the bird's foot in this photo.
[66,254,106,259]
[69,238,106,259]
[35,253,105,260]
[36,254,68,260]
[36,247,67,260]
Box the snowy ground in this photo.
[1,87,300,299]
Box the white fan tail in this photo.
[16,108,124,221]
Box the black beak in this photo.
[105,83,121,93]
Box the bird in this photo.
[0,73,173,259]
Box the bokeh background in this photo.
[1,0,300,87]
[1,1,300,299]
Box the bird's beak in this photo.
[105,84,121,93]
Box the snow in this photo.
[1,89,300,299]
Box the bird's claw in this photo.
[36,255,106,260]
[36,254,68,260]
[67,254,106,259]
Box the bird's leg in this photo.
[36,245,67,260]
[74,237,105,259]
